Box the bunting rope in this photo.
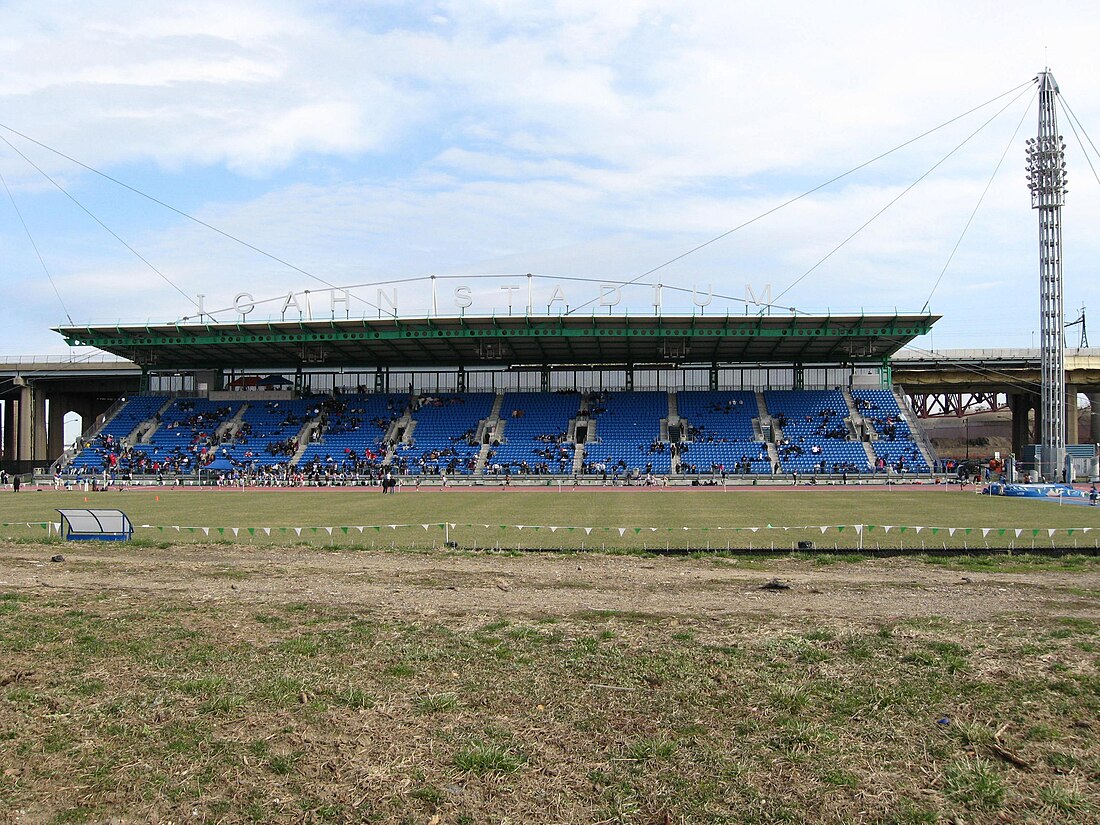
[3,521,1096,540]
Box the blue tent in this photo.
[204,458,236,472]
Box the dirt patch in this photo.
[3,541,1099,624]
[2,543,1099,824]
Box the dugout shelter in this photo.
[55,508,134,541]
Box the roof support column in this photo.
[457,365,467,394]
[709,364,718,392]
[793,364,804,391]
[625,366,634,392]
[880,358,893,390]
[541,367,550,393]
[374,367,386,394]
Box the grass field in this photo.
[2,488,1100,823]
[2,582,1098,824]
[4,487,1100,552]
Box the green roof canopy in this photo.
[57,313,937,370]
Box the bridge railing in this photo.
[0,353,133,364]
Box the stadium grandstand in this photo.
[43,311,942,485]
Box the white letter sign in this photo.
[454,285,473,309]
[234,292,255,316]
[599,284,621,306]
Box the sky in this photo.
[3,0,1100,358]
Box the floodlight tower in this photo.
[1026,70,1068,481]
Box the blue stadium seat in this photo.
[582,391,672,474]
[764,390,871,474]
[219,398,315,468]
[676,391,770,474]
[852,389,929,472]
[393,393,494,475]
[298,393,405,477]
[141,398,245,474]
[487,392,580,476]
[67,395,167,474]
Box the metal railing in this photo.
[0,353,133,364]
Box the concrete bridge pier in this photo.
[1009,392,1037,458]
[1,382,46,468]
[1089,393,1100,444]
[2,360,140,473]
[25,383,47,465]
[1067,384,1080,445]
[48,396,66,459]
[2,384,119,471]
[1008,388,1084,454]
[46,392,99,460]
[2,395,17,464]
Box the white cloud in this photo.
[2,0,1100,353]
